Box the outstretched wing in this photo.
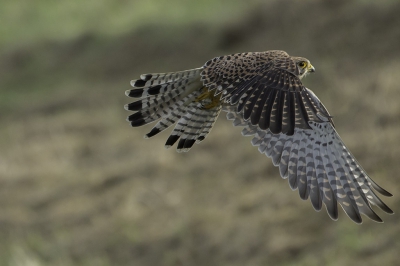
[223,97,393,223]
[201,51,332,135]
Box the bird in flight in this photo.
[124,50,393,223]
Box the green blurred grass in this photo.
[1,1,400,265]
[0,0,252,49]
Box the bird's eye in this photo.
[299,62,307,68]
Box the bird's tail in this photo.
[125,68,222,152]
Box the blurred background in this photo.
[1,0,400,265]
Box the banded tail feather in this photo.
[125,68,222,152]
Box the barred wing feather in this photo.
[223,105,393,223]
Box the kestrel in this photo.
[124,50,393,223]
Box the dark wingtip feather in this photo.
[350,214,363,224]
[183,139,196,149]
[381,204,394,214]
[343,207,363,224]
[385,191,394,197]
[127,112,143,122]
[326,206,339,221]
[299,194,308,201]
[165,135,180,148]
[125,101,142,111]
[366,212,383,223]
[145,128,161,139]
[371,194,394,214]
[130,118,146,127]
[126,89,144,98]
[131,79,147,87]
[177,139,186,150]
[298,188,309,200]
[370,180,393,197]
[322,190,338,221]
[311,197,323,211]
[310,189,323,211]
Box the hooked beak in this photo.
[308,64,315,73]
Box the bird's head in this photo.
[293,57,315,79]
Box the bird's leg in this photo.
[195,87,222,109]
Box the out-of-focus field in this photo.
[1,0,400,265]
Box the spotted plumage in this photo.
[125,50,393,223]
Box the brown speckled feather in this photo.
[200,50,330,135]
